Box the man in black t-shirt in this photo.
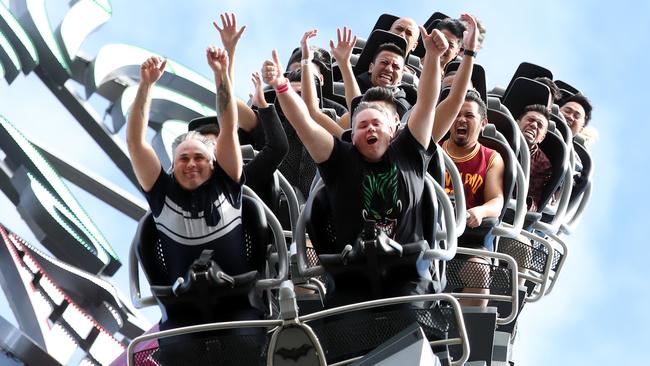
[127,48,246,283]
[261,26,449,297]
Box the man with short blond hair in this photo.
[262,26,449,298]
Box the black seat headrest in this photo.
[503,62,553,98]
[444,61,488,103]
[503,77,551,120]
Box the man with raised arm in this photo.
[126,47,246,287]
[212,12,270,138]
[262,26,448,296]
[440,91,505,307]
[442,91,505,230]
[431,13,480,143]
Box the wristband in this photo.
[463,49,477,58]
[301,59,311,66]
[275,79,290,94]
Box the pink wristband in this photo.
[275,80,290,94]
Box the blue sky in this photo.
[0,0,648,364]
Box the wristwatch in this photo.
[463,49,477,58]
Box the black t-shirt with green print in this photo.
[318,127,435,253]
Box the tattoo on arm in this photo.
[216,82,231,117]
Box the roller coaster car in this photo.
[127,179,470,365]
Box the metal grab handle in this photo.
[243,186,289,289]
[493,161,528,238]
[441,150,467,235]
[426,176,457,261]
[277,172,300,238]
[296,181,327,278]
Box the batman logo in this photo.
[275,343,313,362]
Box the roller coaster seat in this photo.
[503,77,553,121]
[551,104,572,145]
[426,146,446,187]
[240,144,288,228]
[303,182,438,308]
[537,126,569,215]
[502,62,553,101]
[487,104,520,157]
[134,194,271,331]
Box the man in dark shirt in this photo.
[517,104,553,212]
[127,48,246,283]
[261,26,448,298]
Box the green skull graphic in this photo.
[361,165,403,238]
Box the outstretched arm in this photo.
[300,29,344,137]
[262,50,334,164]
[406,27,448,148]
[466,153,505,227]
[330,26,361,111]
[213,12,245,83]
[432,13,479,143]
[213,12,257,132]
[126,56,167,192]
[243,72,289,179]
[207,46,242,182]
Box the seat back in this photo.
[240,144,290,230]
[537,128,568,212]
[550,104,572,145]
[305,185,339,254]
[427,146,446,186]
[444,61,488,103]
[133,212,168,289]
[132,195,272,326]
[487,106,520,157]
[503,62,553,100]
[503,77,552,120]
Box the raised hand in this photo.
[206,46,229,79]
[300,29,318,62]
[213,12,246,52]
[460,13,479,52]
[261,50,286,88]
[249,71,268,108]
[420,26,449,58]
[139,56,167,85]
[329,26,357,65]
